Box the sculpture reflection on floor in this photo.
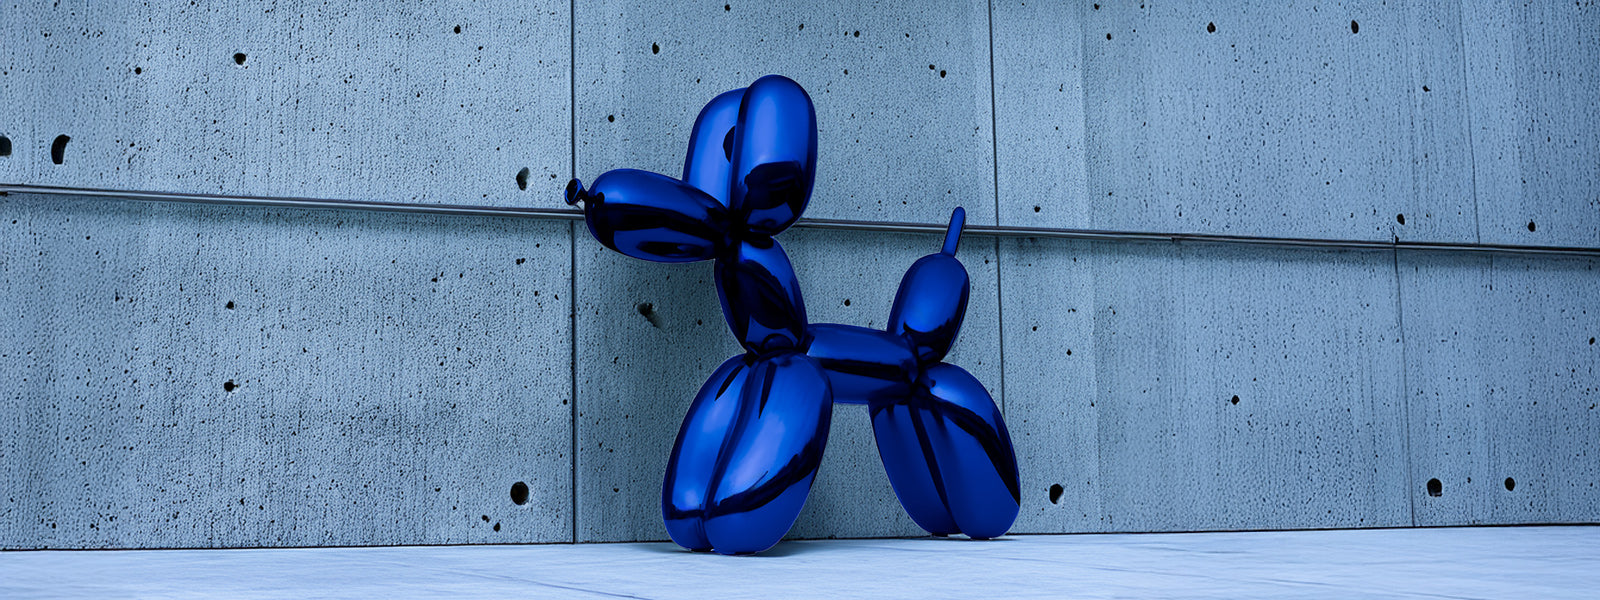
[565,75,1020,555]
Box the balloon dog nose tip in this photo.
[565,178,587,206]
[941,206,965,256]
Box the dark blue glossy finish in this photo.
[662,355,749,550]
[662,352,832,555]
[729,75,817,236]
[682,88,744,207]
[802,323,916,405]
[565,170,728,263]
[568,77,1019,554]
[871,362,1021,539]
[717,237,807,353]
[888,207,971,364]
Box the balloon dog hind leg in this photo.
[870,208,1021,539]
[801,208,1021,539]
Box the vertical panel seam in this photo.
[988,0,1005,416]
[1457,1,1482,244]
[1395,248,1416,527]
[987,0,1001,228]
[568,0,579,546]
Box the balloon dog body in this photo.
[565,75,1020,554]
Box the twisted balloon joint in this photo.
[564,75,1020,555]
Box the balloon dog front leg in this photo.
[662,234,834,555]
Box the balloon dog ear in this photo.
[683,88,745,208]
[728,75,818,237]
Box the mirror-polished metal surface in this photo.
[568,75,1020,554]
[564,170,729,263]
[716,237,807,353]
[662,353,833,555]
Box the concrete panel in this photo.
[573,227,1001,542]
[1046,1,1475,241]
[1001,238,1410,533]
[0,193,573,549]
[991,0,1088,230]
[571,245,738,542]
[1461,1,1600,247]
[0,1,570,205]
[1401,252,1600,526]
[573,0,994,226]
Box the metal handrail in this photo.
[3,184,1597,258]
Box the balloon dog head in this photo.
[566,75,1020,554]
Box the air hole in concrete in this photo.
[939,70,946,78]
[652,42,660,54]
[233,52,247,65]
[516,258,526,265]
[223,380,237,392]
[843,299,852,306]
[853,30,860,37]
[725,4,730,10]
[1396,213,1405,225]
[1527,221,1536,232]
[0,136,10,157]
[1033,206,1041,212]
[1504,477,1515,491]
[511,481,530,505]
[608,114,615,123]
[1426,478,1442,497]
[493,522,501,532]
[516,167,530,190]
[1106,33,1113,40]
[1207,22,1216,33]
[226,301,235,310]
[1422,85,1430,92]
[51,135,70,164]
[1048,484,1064,504]
[1231,395,1239,405]
[134,66,142,75]
[1350,21,1359,34]
[454,25,462,34]
[1590,337,1595,345]
[637,302,663,328]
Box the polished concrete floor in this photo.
[3,526,1597,599]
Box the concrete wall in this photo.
[1,0,1595,549]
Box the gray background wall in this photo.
[1,0,1595,549]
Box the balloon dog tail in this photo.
[942,206,965,257]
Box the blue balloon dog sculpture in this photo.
[565,75,1020,554]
